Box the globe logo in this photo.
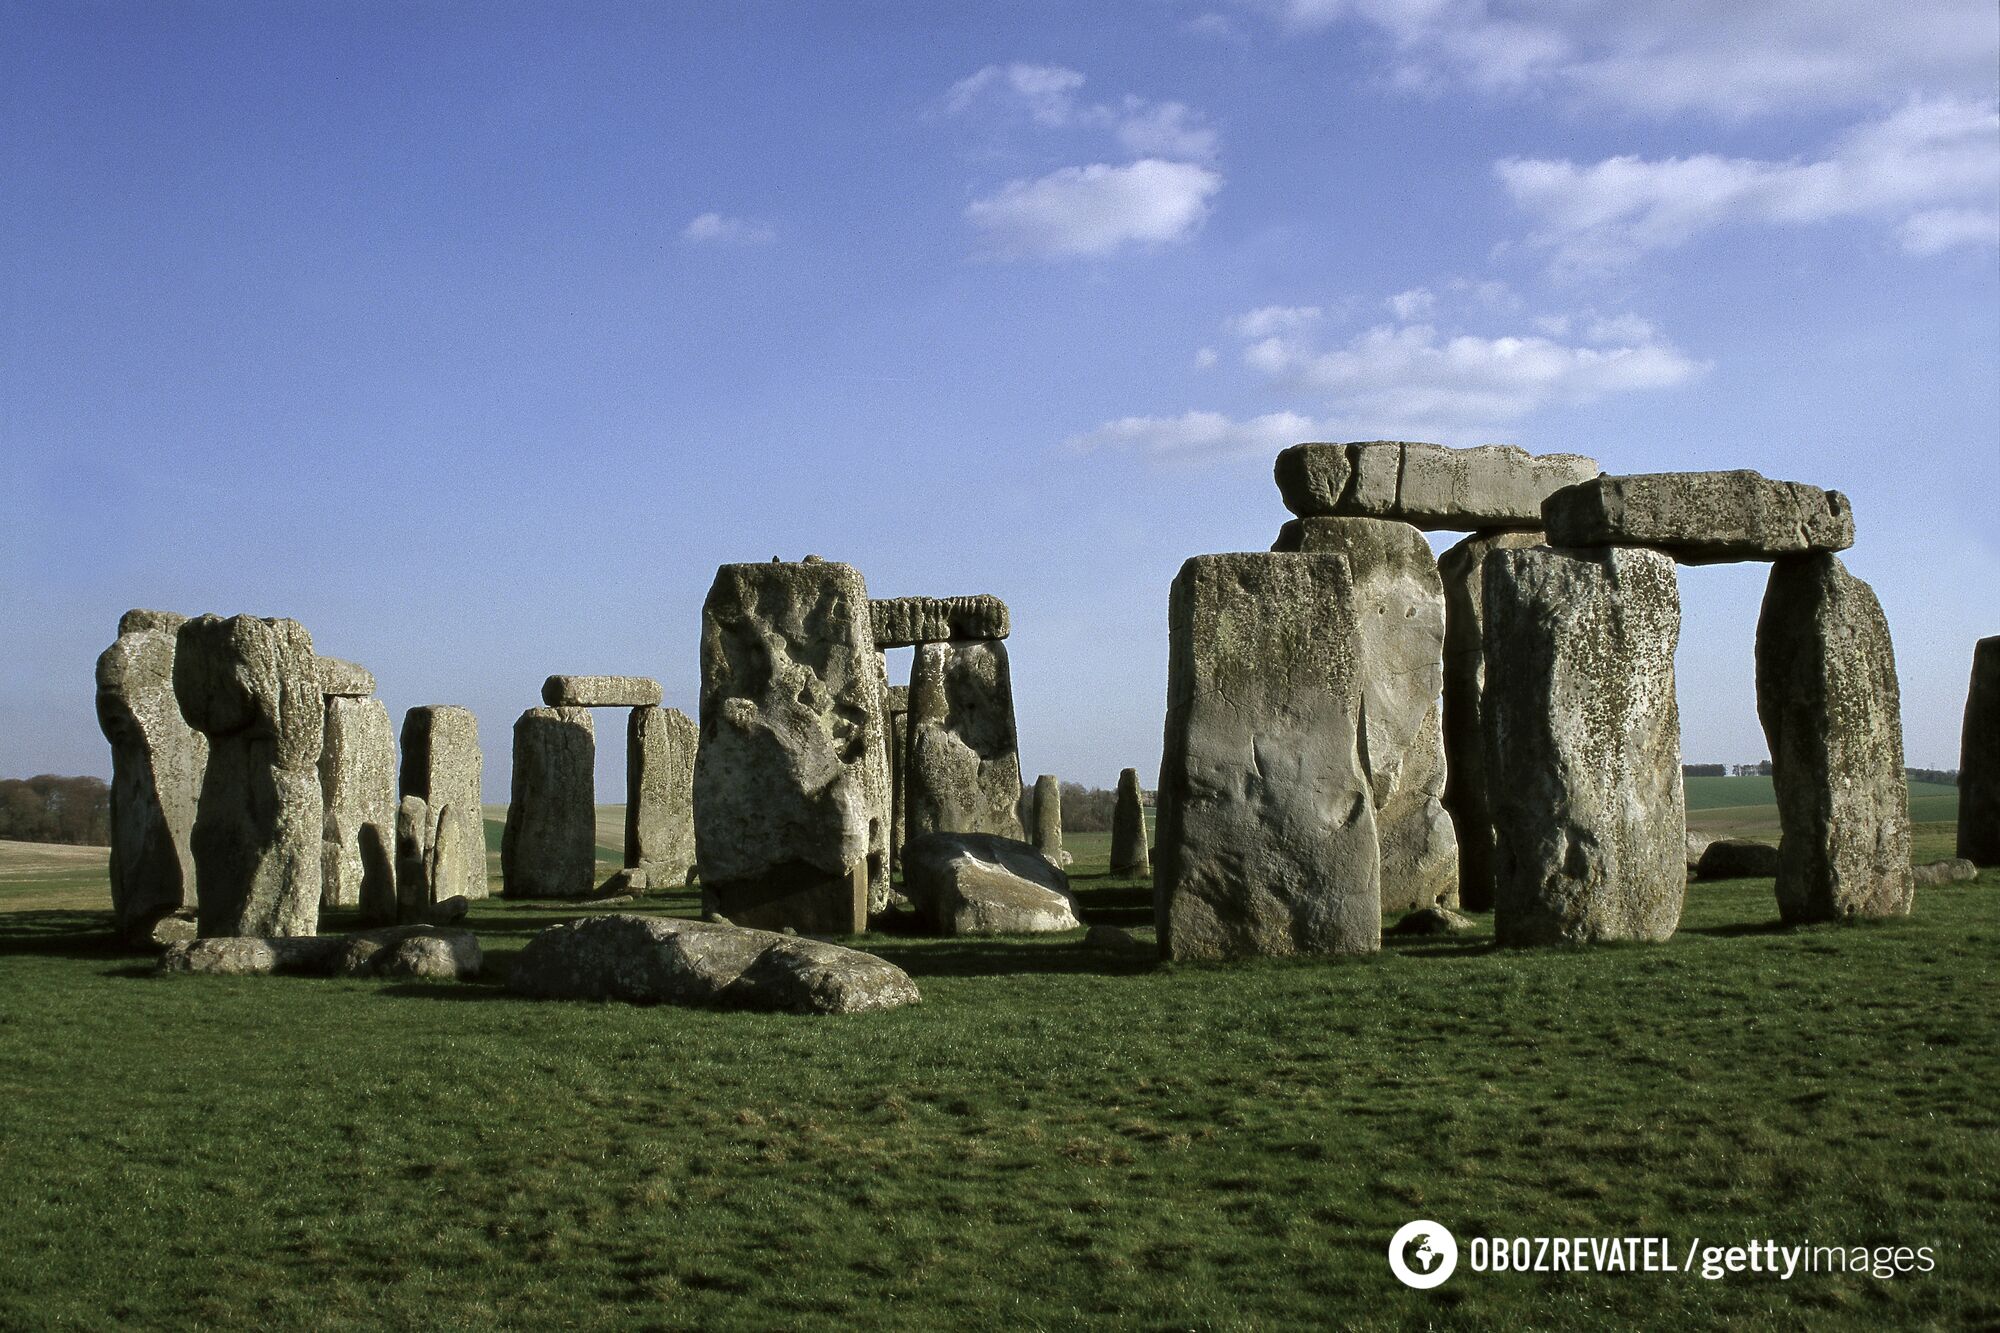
[1387,1220,1458,1289]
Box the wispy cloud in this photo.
[680,212,777,246]
[967,159,1223,259]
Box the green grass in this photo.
[0,821,1994,1328]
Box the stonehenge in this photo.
[399,706,486,901]
[1543,471,1854,564]
[904,640,1026,842]
[317,657,376,697]
[901,831,1081,935]
[543,674,663,709]
[885,685,910,868]
[95,610,207,942]
[870,595,1010,647]
[1482,547,1685,946]
[1030,773,1062,864]
[319,694,396,918]
[173,614,326,938]
[1275,441,1597,530]
[501,707,597,899]
[1110,767,1149,876]
[1960,637,1999,865]
[627,704,697,887]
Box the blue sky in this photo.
[4,1,1996,799]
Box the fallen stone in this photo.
[319,695,396,916]
[1685,830,1714,873]
[597,867,651,896]
[1960,637,2000,865]
[424,894,471,925]
[584,894,636,906]
[129,912,198,949]
[1084,924,1138,949]
[507,913,920,1014]
[904,641,1026,842]
[331,926,482,980]
[1484,546,1685,945]
[1543,471,1855,564]
[1912,857,1978,888]
[1155,552,1381,960]
[542,674,664,708]
[868,595,1010,647]
[502,707,597,899]
[627,705,697,887]
[315,657,376,697]
[174,614,325,938]
[1275,441,1597,530]
[158,925,480,980]
[694,560,890,934]
[1756,553,1913,921]
[901,831,1082,935]
[1438,531,1547,911]
[1110,767,1150,876]
[1695,838,1782,880]
[1388,906,1476,936]
[399,706,486,901]
[96,611,207,939]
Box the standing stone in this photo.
[1030,774,1062,863]
[904,641,1027,843]
[1483,547,1685,945]
[627,704,697,886]
[1273,515,1458,911]
[885,684,910,869]
[319,695,396,917]
[1542,471,1855,564]
[173,614,325,938]
[427,803,478,920]
[1154,553,1380,961]
[96,612,208,941]
[1438,530,1548,910]
[1755,553,1914,921]
[1110,767,1150,876]
[394,795,431,923]
[399,706,486,901]
[502,707,597,899]
[1959,637,2000,865]
[693,559,890,934]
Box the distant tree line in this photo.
[0,776,111,846]
[1685,762,1959,785]
[1907,767,1959,786]
[1015,781,1139,834]
[1681,764,1726,778]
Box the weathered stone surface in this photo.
[1696,838,1782,880]
[542,674,663,708]
[901,832,1081,935]
[174,614,324,938]
[315,657,376,697]
[157,925,479,980]
[1389,905,1476,936]
[427,805,478,918]
[1154,553,1381,960]
[1030,774,1062,862]
[694,560,890,934]
[869,595,1010,647]
[1544,471,1855,564]
[132,912,198,949]
[1085,924,1138,949]
[96,613,207,940]
[627,705,696,885]
[424,893,471,925]
[1483,547,1685,945]
[1912,858,1978,888]
[1110,767,1150,876]
[319,696,396,916]
[1275,441,1597,530]
[1274,515,1458,911]
[904,641,1026,843]
[1685,830,1713,873]
[394,795,430,923]
[1960,637,2000,865]
[507,914,920,1014]
[1438,530,1547,910]
[886,684,910,869]
[1756,553,1913,921]
[399,706,486,901]
[502,707,596,899]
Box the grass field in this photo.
[1,797,1993,1329]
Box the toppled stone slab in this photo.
[903,641,1026,842]
[1913,858,1978,888]
[96,611,207,942]
[1484,546,1685,945]
[1543,471,1855,564]
[157,925,481,980]
[1155,552,1381,960]
[1084,924,1139,949]
[1275,442,1597,531]
[1389,906,1476,936]
[901,831,1081,935]
[1695,838,1782,880]
[507,913,920,1014]
[502,707,597,899]
[1960,637,2000,866]
[627,705,697,886]
[542,675,663,709]
[319,695,396,915]
[1110,767,1150,876]
[868,595,1010,647]
[1756,553,1912,921]
[1685,830,1713,873]
[316,657,376,697]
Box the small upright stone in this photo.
[394,795,431,923]
[1543,471,1855,563]
[903,641,1026,842]
[542,675,664,709]
[1154,553,1380,960]
[1959,637,2000,865]
[869,595,1010,647]
[502,707,597,899]
[173,614,325,938]
[399,706,486,901]
[1483,547,1685,945]
[319,695,396,916]
[1755,553,1913,920]
[1030,774,1062,863]
[627,704,697,886]
[1275,441,1596,530]
[96,611,207,941]
[1110,768,1150,876]
[316,657,376,697]
[886,684,911,869]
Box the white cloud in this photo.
[1899,207,2000,256]
[681,212,776,246]
[966,159,1223,259]
[1194,346,1220,368]
[1114,99,1220,163]
[1498,96,2000,268]
[1068,409,1321,459]
[945,65,1219,163]
[946,63,1087,125]
[1385,287,1436,320]
[1229,304,1324,337]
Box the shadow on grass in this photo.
[0,910,135,962]
[1680,918,1794,938]
[863,938,1156,980]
